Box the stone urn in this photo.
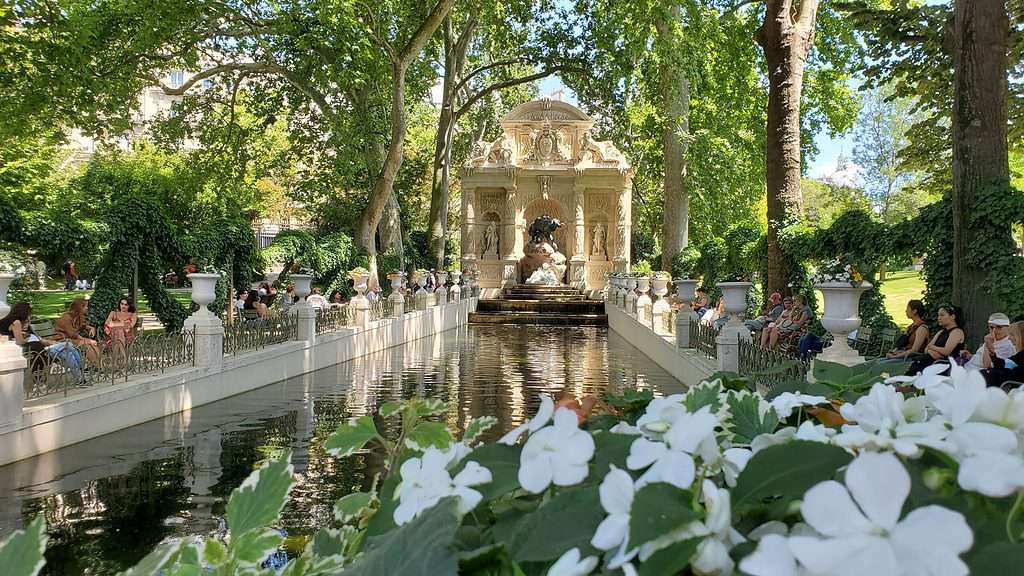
[449,270,462,301]
[674,278,698,305]
[717,281,753,335]
[411,270,425,292]
[651,274,672,332]
[187,272,221,316]
[0,273,16,318]
[816,281,872,365]
[387,271,405,317]
[624,276,638,312]
[290,274,313,305]
[651,275,670,299]
[636,276,653,322]
[388,271,404,293]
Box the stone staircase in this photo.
[469,285,607,326]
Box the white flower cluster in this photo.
[389,368,1023,576]
[811,258,860,286]
[0,259,27,274]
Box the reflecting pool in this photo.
[0,325,684,575]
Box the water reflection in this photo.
[0,325,684,575]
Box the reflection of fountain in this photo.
[520,215,567,284]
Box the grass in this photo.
[24,289,193,322]
[877,270,925,323]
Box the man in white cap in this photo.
[963,312,1017,370]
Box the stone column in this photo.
[717,330,740,372]
[613,182,632,273]
[292,274,316,344]
[570,182,587,289]
[0,337,26,432]
[388,272,405,317]
[503,186,518,260]
[461,186,477,269]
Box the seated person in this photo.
[765,294,811,349]
[962,313,1017,370]
[886,300,930,359]
[307,287,328,309]
[701,297,723,326]
[981,321,1024,388]
[244,291,270,319]
[103,297,138,347]
[328,290,347,307]
[0,303,55,353]
[692,288,710,315]
[54,298,99,363]
[235,290,248,314]
[280,285,297,311]
[906,305,966,375]
[745,292,784,332]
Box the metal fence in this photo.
[223,313,297,356]
[690,321,719,359]
[23,329,196,399]
[737,335,810,392]
[315,305,352,335]
[369,299,393,321]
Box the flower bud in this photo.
[923,467,953,491]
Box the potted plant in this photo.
[813,257,872,365]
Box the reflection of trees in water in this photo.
[26,453,191,575]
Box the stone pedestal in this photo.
[717,329,740,372]
[635,276,652,325]
[449,271,462,302]
[651,277,671,334]
[0,336,26,432]
[294,303,316,344]
[501,259,518,289]
[569,259,586,290]
[717,282,753,341]
[0,273,15,319]
[184,311,224,370]
[675,310,699,349]
[435,272,449,305]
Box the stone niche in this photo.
[460,98,634,297]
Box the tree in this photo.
[951,0,1012,341]
[852,87,917,224]
[655,4,690,272]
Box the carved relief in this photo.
[574,129,628,170]
[524,121,569,165]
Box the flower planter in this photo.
[651,276,670,299]
[0,273,15,318]
[449,270,462,301]
[387,272,404,292]
[816,281,872,365]
[290,274,313,304]
[674,278,698,305]
[187,273,221,316]
[624,276,638,313]
[716,282,752,318]
[651,276,672,333]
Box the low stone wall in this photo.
[606,303,715,387]
[0,298,476,466]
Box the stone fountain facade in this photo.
[460,99,634,297]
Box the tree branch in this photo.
[398,0,458,68]
[454,57,531,93]
[455,65,572,118]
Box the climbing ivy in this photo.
[261,229,358,296]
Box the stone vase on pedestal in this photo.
[388,272,405,317]
[651,275,671,334]
[412,271,428,310]
[449,270,462,302]
[289,274,316,342]
[815,281,872,366]
[673,278,700,348]
[0,273,16,318]
[350,271,371,327]
[435,271,449,305]
[717,282,752,332]
[185,272,224,369]
[716,281,752,372]
[625,276,638,314]
[635,276,652,323]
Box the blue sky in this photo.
[537,76,852,178]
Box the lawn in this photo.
[24,289,193,321]
[877,269,925,323]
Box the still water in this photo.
[0,325,684,575]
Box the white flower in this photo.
[519,408,595,493]
[636,394,687,439]
[741,534,810,576]
[946,421,1024,497]
[499,395,555,445]
[770,392,829,419]
[547,548,598,576]
[690,480,745,575]
[609,421,641,435]
[793,421,835,443]
[973,387,1024,432]
[393,448,492,525]
[885,362,949,391]
[591,466,638,568]
[789,452,973,576]
[751,427,797,453]
[720,447,752,487]
[626,406,717,489]
[926,363,987,426]
[835,384,948,457]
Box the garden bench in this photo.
[30,319,56,339]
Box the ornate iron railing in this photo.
[223,313,297,356]
[315,305,352,335]
[369,299,389,321]
[23,329,196,399]
[690,321,719,359]
[737,335,810,392]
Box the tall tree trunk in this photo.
[379,192,404,268]
[355,0,458,286]
[951,0,1009,344]
[756,0,818,296]
[656,6,689,273]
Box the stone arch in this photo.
[523,198,567,253]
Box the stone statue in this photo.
[528,214,563,251]
[520,215,567,284]
[592,223,606,259]
[481,221,499,259]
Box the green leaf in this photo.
[365,474,402,537]
[629,484,701,550]
[969,542,1024,576]
[500,487,605,563]
[118,541,183,576]
[0,517,47,576]
[453,443,521,502]
[169,544,202,576]
[589,431,636,481]
[732,441,852,511]
[202,539,227,566]
[708,371,751,392]
[728,392,780,444]
[458,544,526,576]
[344,498,461,576]
[225,451,295,536]
[683,381,723,413]
[310,527,350,557]
[410,398,447,419]
[334,492,376,523]
[464,416,499,443]
[406,421,453,450]
[380,401,403,418]
[637,538,700,576]
[230,529,283,566]
[812,358,910,391]
[325,416,380,457]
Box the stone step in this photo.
[477,299,606,314]
[502,294,586,302]
[468,312,608,326]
